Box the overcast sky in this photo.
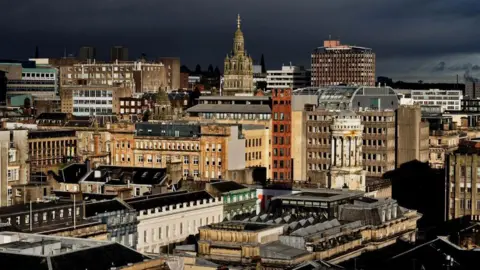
[1,0,479,82]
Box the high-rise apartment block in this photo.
[78,46,96,61]
[110,46,129,62]
[465,78,480,99]
[311,40,375,87]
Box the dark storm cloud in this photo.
[1,0,480,80]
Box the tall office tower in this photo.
[311,39,375,87]
[328,111,366,191]
[110,46,129,62]
[223,14,254,96]
[78,46,96,61]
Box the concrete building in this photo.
[126,191,223,254]
[60,61,170,93]
[78,46,96,61]
[423,114,460,169]
[0,129,29,206]
[60,85,132,115]
[410,89,462,112]
[328,111,366,191]
[0,231,164,269]
[110,46,129,62]
[158,57,181,90]
[206,181,259,220]
[395,105,430,168]
[311,40,375,87]
[446,146,480,220]
[266,64,310,91]
[272,89,292,181]
[465,78,480,99]
[222,14,254,96]
[0,61,58,100]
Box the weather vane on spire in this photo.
[237,14,241,29]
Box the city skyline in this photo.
[1,0,480,82]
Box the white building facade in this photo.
[329,111,366,191]
[72,89,114,115]
[135,196,224,254]
[266,65,310,91]
[410,89,462,111]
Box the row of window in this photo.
[202,112,271,120]
[246,151,262,161]
[73,90,113,97]
[1,207,80,226]
[142,215,220,244]
[273,136,290,145]
[273,124,290,133]
[307,163,386,173]
[246,138,262,148]
[73,107,113,114]
[22,73,55,78]
[74,99,112,105]
[134,141,201,151]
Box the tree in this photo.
[214,66,221,77]
[142,110,151,122]
[207,64,214,74]
[23,97,31,109]
[156,89,169,105]
[195,64,202,74]
[180,65,191,74]
[34,46,40,58]
[189,87,201,108]
[260,53,266,74]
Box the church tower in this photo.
[223,14,254,96]
[328,111,366,191]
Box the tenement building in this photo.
[222,14,254,95]
[126,191,223,254]
[311,39,375,87]
[0,129,29,206]
[28,129,78,171]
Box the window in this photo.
[184,156,189,164]
[180,223,183,235]
[144,230,147,243]
[34,214,38,222]
[138,155,144,162]
[166,225,169,237]
[158,227,162,239]
[25,215,29,224]
[43,212,47,221]
[60,209,64,218]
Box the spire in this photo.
[237,14,241,29]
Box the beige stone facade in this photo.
[446,152,480,220]
[60,61,170,93]
[223,15,254,96]
[305,110,396,183]
[243,126,270,175]
[429,130,459,169]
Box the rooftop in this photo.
[0,201,72,217]
[208,181,249,193]
[186,104,272,114]
[274,189,364,203]
[205,221,281,232]
[136,122,201,138]
[0,231,152,270]
[28,129,76,139]
[261,241,311,260]
[84,199,132,217]
[82,165,167,186]
[198,96,270,101]
[125,190,215,212]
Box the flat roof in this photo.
[208,181,249,193]
[274,189,364,203]
[205,221,280,232]
[199,96,270,101]
[186,104,271,114]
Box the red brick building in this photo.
[271,89,292,181]
[311,39,375,87]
